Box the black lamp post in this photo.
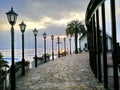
[69,37,71,55]
[6,7,18,90]
[63,37,66,56]
[19,21,26,76]
[57,36,60,58]
[33,28,38,67]
[43,32,47,63]
[51,35,54,60]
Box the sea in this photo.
[0,48,58,66]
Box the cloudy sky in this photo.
[0,0,120,51]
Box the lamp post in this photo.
[69,37,71,55]
[6,7,18,90]
[19,21,26,76]
[63,37,66,56]
[57,36,60,58]
[33,28,38,67]
[43,32,47,63]
[51,35,54,60]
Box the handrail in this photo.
[85,0,105,25]
[85,0,119,89]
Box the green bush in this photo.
[0,53,9,74]
[42,53,50,58]
[37,53,50,61]
[0,53,9,88]
[15,60,30,73]
[38,57,43,60]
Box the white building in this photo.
[80,31,112,52]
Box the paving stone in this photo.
[16,53,105,90]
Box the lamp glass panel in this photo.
[10,13,14,22]
[33,30,38,36]
[7,14,10,22]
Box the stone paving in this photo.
[16,52,105,90]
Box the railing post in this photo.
[87,19,93,72]
[96,9,102,83]
[101,3,108,89]
[110,0,119,90]
[91,17,95,74]
[92,14,97,78]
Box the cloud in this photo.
[0,0,103,50]
[17,0,88,21]
[39,12,85,27]
[116,8,120,15]
[0,12,85,32]
[0,0,89,31]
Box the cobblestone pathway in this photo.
[16,53,105,90]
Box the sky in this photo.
[0,0,120,51]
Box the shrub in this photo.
[14,60,30,73]
[38,57,43,60]
[0,53,9,74]
[42,53,50,58]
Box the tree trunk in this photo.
[75,30,78,53]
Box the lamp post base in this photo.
[22,59,25,76]
[35,57,37,67]
[52,52,54,60]
[11,64,16,90]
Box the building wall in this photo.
[80,36,87,51]
[80,34,112,51]
[107,37,112,51]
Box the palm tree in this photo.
[66,20,86,53]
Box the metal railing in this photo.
[85,0,119,90]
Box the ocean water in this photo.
[0,48,58,65]
[3,57,19,63]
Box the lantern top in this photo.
[57,36,60,41]
[33,28,38,36]
[19,21,26,33]
[43,32,47,38]
[64,37,66,41]
[6,7,18,25]
[51,35,54,40]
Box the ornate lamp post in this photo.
[43,32,47,63]
[6,7,18,90]
[51,35,54,60]
[19,21,26,76]
[69,37,71,55]
[63,37,66,56]
[33,28,38,67]
[57,36,60,58]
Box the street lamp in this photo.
[63,37,66,56]
[19,21,26,76]
[6,7,18,90]
[57,36,60,58]
[51,35,54,60]
[43,32,47,63]
[33,28,38,67]
[69,37,71,55]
